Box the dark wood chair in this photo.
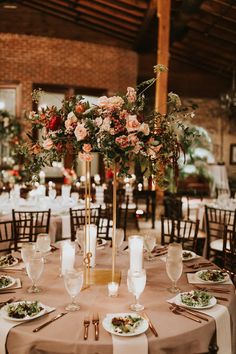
[223,226,236,284]
[161,216,199,252]
[205,205,236,261]
[0,220,14,254]
[12,209,51,250]
[70,206,101,241]
[164,195,183,219]
[97,204,113,240]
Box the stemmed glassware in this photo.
[63,269,84,311]
[36,233,51,262]
[166,243,183,293]
[21,242,37,266]
[26,253,44,293]
[144,235,156,260]
[127,269,146,311]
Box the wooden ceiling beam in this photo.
[201,0,236,21]
[201,3,236,24]
[90,0,144,17]
[29,0,77,18]
[188,19,236,44]
[110,0,148,10]
[170,50,230,78]
[76,1,142,25]
[192,11,236,32]
[77,20,134,44]
[171,44,233,72]
[78,15,137,39]
[136,0,157,49]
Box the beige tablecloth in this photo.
[3,247,236,354]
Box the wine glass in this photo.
[64,269,84,311]
[128,269,146,311]
[26,253,44,293]
[166,243,183,293]
[36,233,51,262]
[115,229,124,255]
[21,242,37,266]
[144,235,156,260]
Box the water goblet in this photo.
[21,242,37,266]
[144,235,156,260]
[166,243,183,293]
[128,269,146,311]
[26,253,44,293]
[36,233,51,262]
[63,269,84,311]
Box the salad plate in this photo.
[175,290,217,309]
[182,250,197,262]
[1,301,46,322]
[0,275,15,290]
[0,254,18,268]
[195,269,229,283]
[102,313,148,337]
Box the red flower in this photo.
[48,115,61,131]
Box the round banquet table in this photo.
[3,245,236,354]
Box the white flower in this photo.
[139,123,150,136]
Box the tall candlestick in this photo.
[85,224,97,268]
[128,235,144,272]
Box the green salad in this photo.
[181,290,212,307]
[0,254,16,267]
[0,276,12,288]
[6,301,43,319]
[199,270,226,282]
[111,315,142,334]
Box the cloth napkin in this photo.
[61,215,71,239]
[112,333,148,354]
[0,304,55,354]
[187,273,233,285]
[168,296,232,354]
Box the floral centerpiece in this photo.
[21,65,195,186]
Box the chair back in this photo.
[12,209,51,250]
[161,216,199,252]
[0,220,14,253]
[223,226,236,283]
[164,195,183,219]
[97,204,112,240]
[205,206,236,259]
[70,206,101,241]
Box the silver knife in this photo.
[33,312,67,332]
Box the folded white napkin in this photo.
[0,304,55,354]
[187,273,233,285]
[168,296,232,354]
[112,333,148,354]
[61,215,71,239]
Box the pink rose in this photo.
[43,138,53,150]
[74,123,87,141]
[97,96,109,108]
[95,117,103,127]
[126,87,136,103]
[139,122,150,136]
[79,152,93,162]
[115,135,129,149]
[128,134,139,146]
[65,112,77,130]
[83,143,92,153]
[126,115,141,132]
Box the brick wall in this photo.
[0,33,138,113]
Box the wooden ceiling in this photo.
[0,0,235,79]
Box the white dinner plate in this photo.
[0,275,15,290]
[0,256,18,268]
[175,292,217,309]
[1,301,46,322]
[195,269,230,283]
[182,250,197,262]
[102,313,148,337]
[97,239,107,248]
